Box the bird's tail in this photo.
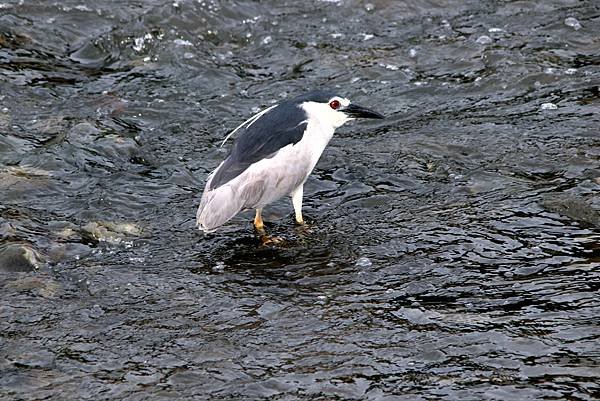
[196,184,246,232]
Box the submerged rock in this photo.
[0,243,44,272]
[5,276,61,298]
[82,221,142,244]
[541,194,599,227]
[0,166,51,189]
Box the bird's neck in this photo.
[305,118,335,146]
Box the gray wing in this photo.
[209,103,308,190]
[197,177,267,232]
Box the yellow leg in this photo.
[254,208,265,233]
[253,208,284,245]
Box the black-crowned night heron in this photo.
[196,90,384,237]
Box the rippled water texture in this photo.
[1,0,600,399]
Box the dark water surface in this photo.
[2,0,600,399]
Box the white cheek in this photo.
[326,109,348,128]
[302,101,350,129]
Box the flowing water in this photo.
[1,0,600,399]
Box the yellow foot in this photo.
[254,224,266,236]
[254,220,267,237]
[294,222,313,238]
[254,219,264,232]
[253,208,266,230]
[294,215,311,230]
[294,210,306,226]
[260,235,285,246]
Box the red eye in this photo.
[329,100,340,110]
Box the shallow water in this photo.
[1,0,600,399]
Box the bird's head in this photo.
[294,90,384,129]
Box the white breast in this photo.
[297,118,335,171]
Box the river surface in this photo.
[1,0,600,400]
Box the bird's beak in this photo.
[343,103,384,119]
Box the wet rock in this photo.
[55,227,79,240]
[541,194,599,227]
[0,167,53,204]
[0,243,44,272]
[0,30,32,50]
[0,166,51,189]
[82,221,142,244]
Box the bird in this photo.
[196,90,384,238]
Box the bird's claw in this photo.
[260,235,285,246]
